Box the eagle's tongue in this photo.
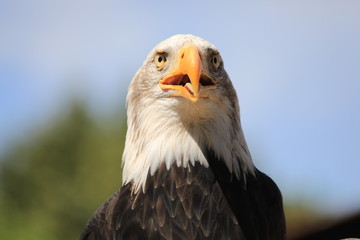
[184,82,195,96]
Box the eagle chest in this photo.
[111,162,244,240]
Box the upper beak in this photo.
[159,45,202,103]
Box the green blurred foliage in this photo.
[285,203,333,239]
[0,102,334,239]
[0,103,126,240]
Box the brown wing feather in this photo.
[205,148,286,240]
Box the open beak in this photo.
[159,45,202,103]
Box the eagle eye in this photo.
[210,54,221,70]
[154,52,167,69]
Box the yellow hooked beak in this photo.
[159,45,202,103]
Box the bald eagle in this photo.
[80,34,286,240]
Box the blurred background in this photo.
[1,1,359,239]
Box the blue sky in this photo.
[1,0,360,215]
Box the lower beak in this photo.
[159,45,202,103]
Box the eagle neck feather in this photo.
[122,88,254,193]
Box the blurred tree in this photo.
[1,102,345,240]
[0,103,126,240]
[285,203,332,239]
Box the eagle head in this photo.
[122,34,254,192]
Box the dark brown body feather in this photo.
[80,150,285,240]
